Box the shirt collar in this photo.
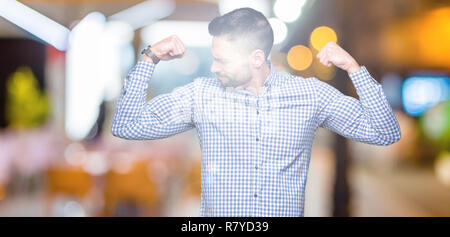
[218,60,278,95]
[263,60,278,89]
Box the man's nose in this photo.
[210,61,220,74]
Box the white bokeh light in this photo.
[402,76,449,116]
[141,20,211,47]
[66,13,135,141]
[268,18,288,45]
[65,12,106,141]
[274,0,307,23]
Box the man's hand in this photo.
[316,42,361,74]
[143,35,186,63]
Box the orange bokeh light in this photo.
[310,26,338,50]
[287,45,313,71]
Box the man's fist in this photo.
[143,35,186,63]
[316,41,361,74]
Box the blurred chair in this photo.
[186,161,201,197]
[44,166,93,216]
[103,161,159,216]
[0,183,5,201]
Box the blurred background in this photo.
[0,0,449,217]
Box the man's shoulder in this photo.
[274,71,318,91]
[170,76,221,96]
[192,76,222,88]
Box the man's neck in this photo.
[241,63,271,95]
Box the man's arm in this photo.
[111,35,195,140]
[315,42,401,145]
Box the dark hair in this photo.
[208,8,274,59]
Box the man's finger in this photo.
[172,42,180,56]
[317,49,324,59]
[176,37,186,52]
[317,45,329,59]
[171,41,180,55]
[317,51,325,60]
[175,41,185,58]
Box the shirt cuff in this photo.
[123,60,156,92]
[134,60,156,76]
[348,66,380,89]
[129,59,156,78]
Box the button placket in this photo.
[254,96,262,205]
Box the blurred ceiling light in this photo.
[66,13,135,141]
[273,0,307,23]
[101,21,135,101]
[219,0,271,16]
[141,21,211,47]
[268,18,288,45]
[102,21,134,45]
[310,26,338,51]
[287,45,312,71]
[402,76,450,117]
[108,0,175,30]
[66,12,107,141]
[0,0,70,50]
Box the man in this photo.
[111,8,401,217]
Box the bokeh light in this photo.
[380,7,450,70]
[273,0,307,23]
[421,101,450,141]
[416,7,450,68]
[310,26,338,51]
[434,151,450,187]
[402,76,450,117]
[268,18,288,45]
[287,45,313,71]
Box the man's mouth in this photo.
[217,75,228,81]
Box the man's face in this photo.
[210,36,252,88]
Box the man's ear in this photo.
[250,49,266,68]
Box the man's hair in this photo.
[208,7,274,59]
